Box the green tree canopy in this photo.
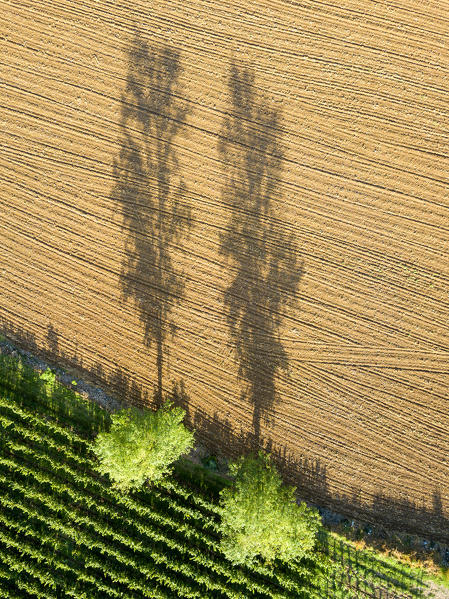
[218,451,321,566]
[92,401,194,491]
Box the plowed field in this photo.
[1,0,448,540]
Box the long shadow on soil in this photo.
[112,31,193,405]
[171,379,448,548]
[1,319,448,552]
[1,322,436,598]
[0,320,149,418]
[218,62,302,446]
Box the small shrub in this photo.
[201,454,218,472]
[39,367,57,395]
[218,451,321,566]
[92,401,194,491]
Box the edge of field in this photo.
[0,331,447,597]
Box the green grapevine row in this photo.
[0,496,126,599]
[0,472,207,599]
[0,456,289,599]
[0,388,314,598]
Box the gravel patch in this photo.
[425,580,449,599]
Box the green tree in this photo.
[218,451,321,566]
[92,401,194,491]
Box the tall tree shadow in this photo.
[112,32,193,404]
[218,63,302,443]
[2,320,449,553]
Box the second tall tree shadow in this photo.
[219,63,302,444]
[113,33,193,404]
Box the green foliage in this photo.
[315,529,427,598]
[0,353,427,599]
[39,367,57,395]
[439,566,449,589]
[218,451,321,566]
[175,456,231,500]
[201,454,218,471]
[92,401,195,491]
[0,354,108,438]
[0,391,311,598]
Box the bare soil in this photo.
[1,0,448,541]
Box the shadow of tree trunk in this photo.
[112,32,193,405]
[218,63,302,445]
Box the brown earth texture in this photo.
[1,0,448,541]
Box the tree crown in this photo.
[92,400,194,491]
[219,451,321,566]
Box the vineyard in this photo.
[0,352,427,598]
[317,531,425,599]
